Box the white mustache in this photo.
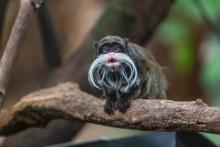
[88,53,138,91]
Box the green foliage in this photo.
[154,0,220,144]
[156,18,196,74]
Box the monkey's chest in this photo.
[104,82,140,100]
[102,70,141,99]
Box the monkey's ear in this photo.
[93,41,99,48]
[124,38,129,51]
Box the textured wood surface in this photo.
[0,82,219,136]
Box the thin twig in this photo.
[0,82,220,135]
[37,0,61,69]
[0,0,43,107]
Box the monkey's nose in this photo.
[108,52,116,57]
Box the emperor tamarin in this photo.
[88,36,167,114]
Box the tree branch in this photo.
[0,0,43,107]
[0,82,220,136]
[37,0,61,69]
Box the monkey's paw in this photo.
[117,99,130,113]
[104,101,114,115]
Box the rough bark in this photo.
[0,82,220,136]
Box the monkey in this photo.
[88,36,167,114]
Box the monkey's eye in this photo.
[114,47,120,52]
[112,44,122,52]
[102,46,110,53]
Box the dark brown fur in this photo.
[90,36,167,114]
[127,43,167,100]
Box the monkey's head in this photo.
[88,36,138,92]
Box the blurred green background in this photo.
[149,0,220,144]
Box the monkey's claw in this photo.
[117,100,130,113]
[104,102,114,115]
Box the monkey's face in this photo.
[88,43,138,91]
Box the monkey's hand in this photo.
[104,97,117,115]
[117,98,131,113]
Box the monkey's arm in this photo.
[102,88,117,114]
